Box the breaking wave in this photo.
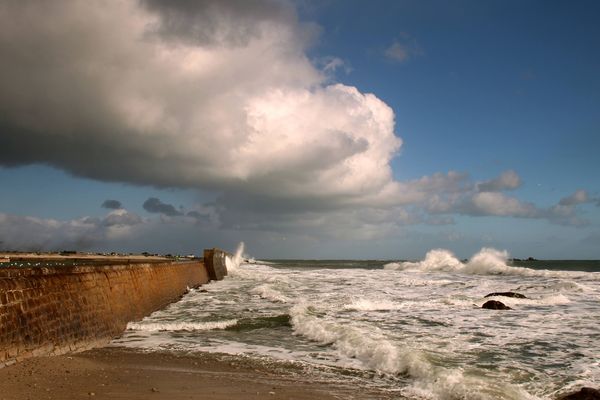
[289,302,533,400]
[251,284,290,303]
[385,247,548,276]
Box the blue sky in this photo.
[0,0,598,258]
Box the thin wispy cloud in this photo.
[384,34,423,63]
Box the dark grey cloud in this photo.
[143,197,183,216]
[101,199,123,210]
[141,0,297,47]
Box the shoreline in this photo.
[0,347,399,400]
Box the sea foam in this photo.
[290,301,535,400]
[127,319,238,332]
[343,298,404,311]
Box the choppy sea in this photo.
[114,245,600,400]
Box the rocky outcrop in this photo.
[481,300,511,310]
[484,292,527,299]
[557,387,600,400]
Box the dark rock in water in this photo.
[557,387,600,400]
[481,300,511,310]
[484,292,527,299]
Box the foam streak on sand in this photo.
[117,246,600,400]
[127,319,238,332]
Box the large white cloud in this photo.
[0,1,592,252]
[0,0,399,206]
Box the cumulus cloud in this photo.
[143,198,183,216]
[466,192,538,217]
[559,189,590,206]
[477,170,522,192]
[102,209,143,226]
[101,199,123,210]
[0,0,399,209]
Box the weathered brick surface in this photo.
[0,261,209,367]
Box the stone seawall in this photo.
[203,248,229,281]
[0,260,210,367]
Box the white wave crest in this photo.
[127,319,238,332]
[343,298,403,311]
[385,247,549,277]
[384,248,463,272]
[250,284,290,303]
[290,302,412,373]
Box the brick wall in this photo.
[0,261,209,367]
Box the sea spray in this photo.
[384,247,564,277]
[225,241,245,273]
[464,248,510,274]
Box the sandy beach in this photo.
[0,347,396,400]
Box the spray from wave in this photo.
[225,242,245,273]
[384,247,542,276]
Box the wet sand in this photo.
[0,347,396,400]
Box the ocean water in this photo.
[114,245,600,400]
